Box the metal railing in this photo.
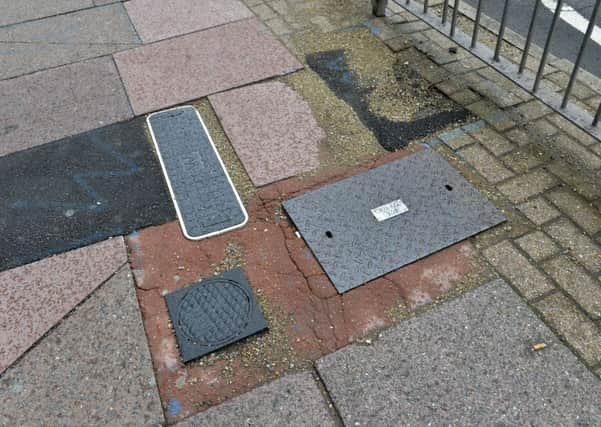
[372,0,601,141]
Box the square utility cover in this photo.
[283,150,506,293]
[164,268,267,362]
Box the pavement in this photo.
[1,0,601,425]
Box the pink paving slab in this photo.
[113,18,303,115]
[0,237,127,374]
[210,81,325,186]
[125,0,253,43]
[0,57,133,157]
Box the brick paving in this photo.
[1,0,601,424]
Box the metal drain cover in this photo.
[165,268,267,362]
[147,106,248,240]
[283,150,506,293]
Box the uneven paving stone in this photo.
[547,133,601,171]
[0,4,140,79]
[0,0,92,26]
[535,292,601,366]
[127,149,483,423]
[0,238,126,374]
[542,256,601,320]
[547,161,601,201]
[0,266,164,426]
[0,117,174,271]
[114,18,302,115]
[515,231,559,262]
[497,169,557,203]
[546,189,601,235]
[176,373,335,426]
[125,0,253,43]
[0,57,133,157]
[517,197,561,226]
[458,143,514,184]
[316,279,601,426]
[502,150,545,174]
[210,81,325,186]
[482,241,554,300]
[545,218,601,272]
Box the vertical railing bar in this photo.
[519,0,541,73]
[594,101,601,127]
[471,0,483,49]
[562,0,601,108]
[424,0,429,14]
[494,0,511,61]
[442,0,450,24]
[450,0,461,37]
[533,0,563,92]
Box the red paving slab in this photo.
[113,18,303,115]
[0,237,127,374]
[210,82,325,186]
[128,148,484,423]
[0,57,133,157]
[125,0,253,43]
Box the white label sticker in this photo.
[371,199,408,222]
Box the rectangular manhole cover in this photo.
[147,106,248,240]
[165,268,268,362]
[283,150,506,293]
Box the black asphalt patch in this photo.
[283,150,506,293]
[0,118,175,271]
[306,49,471,151]
[147,106,248,240]
[165,268,268,362]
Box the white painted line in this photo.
[541,0,601,46]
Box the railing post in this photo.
[372,0,388,16]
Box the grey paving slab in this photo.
[0,238,126,374]
[147,106,247,239]
[125,0,253,43]
[114,18,302,115]
[0,56,133,157]
[317,279,601,426]
[283,150,505,293]
[0,0,92,27]
[176,373,336,427]
[0,266,164,426]
[0,3,140,80]
[210,81,324,186]
[165,268,267,362]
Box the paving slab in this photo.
[0,117,174,271]
[283,150,505,293]
[0,3,140,80]
[210,82,324,186]
[0,0,92,27]
[317,279,601,426]
[147,106,247,239]
[114,18,302,115]
[176,373,335,427]
[125,0,253,43]
[0,56,133,157]
[0,266,164,426]
[0,238,126,374]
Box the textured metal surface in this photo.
[283,150,505,293]
[147,106,248,240]
[165,268,267,362]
